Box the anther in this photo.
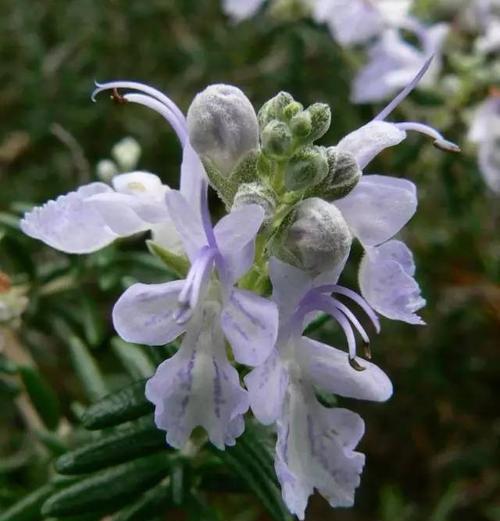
[362,342,372,360]
[111,88,127,105]
[349,356,366,372]
[433,139,461,153]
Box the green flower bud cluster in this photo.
[187,86,363,276]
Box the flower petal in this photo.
[112,280,186,345]
[214,204,264,281]
[180,143,207,218]
[20,183,118,254]
[244,351,288,425]
[275,381,365,520]
[269,257,313,321]
[145,302,249,449]
[334,175,417,247]
[297,337,393,402]
[312,0,383,46]
[221,288,278,366]
[359,241,426,324]
[165,190,206,262]
[337,121,407,169]
[478,136,500,193]
[222,0,265,21]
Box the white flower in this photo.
[468,94,500,193]
[312,0,413,46]
[352,23,449,103]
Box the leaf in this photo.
[0,484,54,521]
[80,296,106,348]
[210,424,291,521]
[81,379,153,430]
[146,240,189,278]
[55,417,165,475]
[52,320,108,402]
[17,365,60,431]
[112,479,172,521]
[111,337,155,379]
[41,453,172,517]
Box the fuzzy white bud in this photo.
[187,84,259,176]
[272,198,352,275]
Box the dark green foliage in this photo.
[41,453,172,517]
[81,379,153,430]
[54,417,165,474]
[17,365,61,430]
[0,1,499,520]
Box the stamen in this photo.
[176,246,216,323]
[333,299,370,345]
[395,122,461,153]
[92,81,188,146]
[362,342,372,360]
[317,284,381,333]
[122,93,188,146]
[374,55,434,122]
[349,356,366,372]
[111,88,127,104]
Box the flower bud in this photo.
[232,182,277,225]
[304,103,331,142]
[112,137,141,171]
[261,120,294,159]
[187,84,259,176]
[290,110,312,139]
[271,198,352,275]
[285,146,328,192]
[305,147,361,200]
[258,91,295,128]
[283,101,303,120]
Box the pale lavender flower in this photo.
[21,172,173,254]
[311,0,413,46]
[113,177,279,449]
[352,22,449,104]
[246,258,392,519]
[21,82,205,255]
[334,58,460,323]
[222,0,266,21]
[468,94,500,193]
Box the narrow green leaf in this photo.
[18,365,60,431]
[303,312,329,335]
[146,240,189,278]
[53,320,108,402]
[80,296,106,348]
[0,356,17,375]
[34,430,68,455]
[111,337,155,379]
[55,417,165,474]
[81,379,153,430]
[41,453,172,517]
[210,425,291,521]
[0,484,54,521]
[112,479,172,521]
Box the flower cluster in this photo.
[21,62,459,518]
[224,0,499,194]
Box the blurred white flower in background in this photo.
[97,137,142,182]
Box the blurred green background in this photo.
[0,1,498,520]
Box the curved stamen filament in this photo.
[317,284,381,333]
[374,55,434,122]
[394,122,461,152]
[92,80,186,125]
[119,93,188,146]
[333,300,370,346]
[176,246,216,323]
[296,292,365,371]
